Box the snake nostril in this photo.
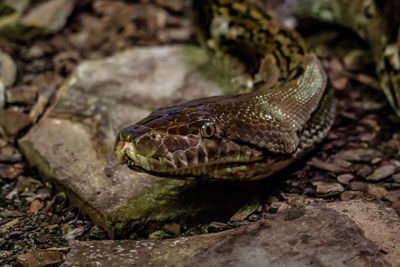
[118,127,135,142]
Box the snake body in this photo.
[294,0,400,116]
[114,0,336,180]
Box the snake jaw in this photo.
[114,122,266,178]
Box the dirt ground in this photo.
[1,1,399,266]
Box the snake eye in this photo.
[201,122,216,138]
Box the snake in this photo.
[113,0,399,181]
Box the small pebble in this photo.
[331,76,348,90]
[370,157,382,165]
[340,191,363,201]
[390,160,400,167]
[89,225,107,239]
[163,223,180,236]
[336,174,354,185]
[313,182,345,197]
[0,82,4,109]
[0,163,23,179]
[0,50,17,87]
[0,109,32,136]
[357,165,373,178]
[268,201,290,213]
[350,181,368,192]
[247,213,260,222]
[16,249,65,267]
[366,165,397,181]
[334,149,377,162]
[148,230,170,240]
[385,190,400,205]
[0,144,22,162]
[367,184,388,199]
[25,45,46,59]
[208,221,229,232]
[28,199,44,214]
[308,158,346,173]
[6,85,38,105]
[393,173,400,184]
[21,0,76,33]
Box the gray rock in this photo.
[21,0,76,34]
[327,200,400,265]
[336,173,354,185]
[334,148,378,162]
[63,202,390,267]
[308,158,347,173]
[0,50,17,87]
[16,249,65,267]
[366,164,397,181]
[18,45,250,237]
[313,181,345,197]
[0,0,75,39]
[0,50,16,109]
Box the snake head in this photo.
[114,103,263,179]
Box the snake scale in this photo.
[114,0,398,181]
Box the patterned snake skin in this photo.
[114,0,338,181]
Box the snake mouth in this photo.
[114,131,266,178]
[114,135,145,172]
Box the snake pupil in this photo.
[201,122,216,138]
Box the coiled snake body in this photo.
[114,0,350,180]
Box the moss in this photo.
[0,0,46,40]
[0,23,47,40]
[0,3,16,17]
[109,179,196,235]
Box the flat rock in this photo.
[19,45,256,237]
[327,200,400,265]
[334,148,378,162]
[16,249,65,267]
[63,202,390,267]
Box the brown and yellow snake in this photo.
[114,0,398,181]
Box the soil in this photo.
[1,1,399,266]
